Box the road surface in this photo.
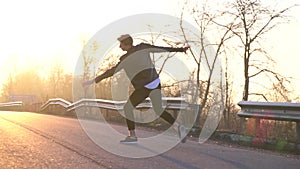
[0,111,299,169]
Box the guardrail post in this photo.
[255,118,261,137]
[297,122,300,143]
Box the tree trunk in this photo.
[243,42,250,101]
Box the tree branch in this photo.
[249,92,269,101]
[249,68,278,78]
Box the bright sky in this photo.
[0,0,181,85]
[0,0,299,100]
[0,0,179,69]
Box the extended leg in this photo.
[148,86,175,125]
[124,88,149,131]
[149,85,187,143]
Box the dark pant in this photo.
[124,84,175,130]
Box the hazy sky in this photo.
[0,0,299,100]
[0,0,181,75]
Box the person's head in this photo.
[117,34,133,51]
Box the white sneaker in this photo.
[178,125,187,143]
[120,136,138,144]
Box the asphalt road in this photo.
[0,111,299,169]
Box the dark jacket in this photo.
[95,43,185,89]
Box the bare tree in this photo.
[180,0,235,113]
[81,40,99,98]
[48,63,63,98]
[222,0,296,101]
[81,40,99,79]
[0,71,15,102]
[265,75,293,102]
[222,51,237,128]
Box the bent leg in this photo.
[149,86,175,125]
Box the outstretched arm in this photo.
[94,66,117,83]
[142,43,189,53]
[82,64,119,87]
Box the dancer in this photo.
[83,34,189,144]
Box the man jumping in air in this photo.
[83,34,189,144]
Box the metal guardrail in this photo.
[238,101,300,122]
[40,98,72,111]
[0,101,23,111]
[68,97,188,112]
[41,97,188,113]
[0,101,23,107]
[238,101,300,142]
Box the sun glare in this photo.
[0,0,299,100]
